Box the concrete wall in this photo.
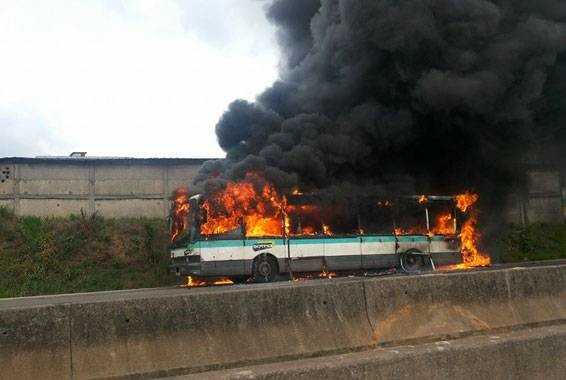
[504,168,565,224]
[1,262,565,379]
[525,170,564,222]
[0,158,208,218]
[1,158,564,222]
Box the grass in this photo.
[498,222,566,263]
[0,207,176,298]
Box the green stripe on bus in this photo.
[199,240,243,248]
[362,235,397,243]
[397,236,429,242]
[198,234,447,248]
[290,237,355,245]
[430,235,453,241]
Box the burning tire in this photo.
[252,254,279,283]
[400,249,431,274]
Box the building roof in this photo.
[0,156,219,166]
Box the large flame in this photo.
[456,192,479,213]
[171,188,190,242]
[200,175,337,238]
[395,192,490,268]
[459,216,490,267]
[201,173,286,237]
[430,212,455,235]
[454,192,490,267]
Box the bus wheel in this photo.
[400,249,429,274]
[252,255,278,283]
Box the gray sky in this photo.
[0,0,279,158]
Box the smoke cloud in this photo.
[198,0,566,206]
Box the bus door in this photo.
[359,199,397,269]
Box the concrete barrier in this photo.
[0,262,565,379]
[365,265,566,345]
[0,280,374,379]
[69,280,372,378]
[0,304,71,379]
[190,324,566,379]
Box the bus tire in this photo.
[400,249,430,274]
[252,254,279,283]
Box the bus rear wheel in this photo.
[400,249,430,274]
[252,255,278,283]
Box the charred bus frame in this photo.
[169,194,463,282]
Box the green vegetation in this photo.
[0,207,176,298]
[499,223,566,263]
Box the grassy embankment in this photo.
[499,222,566,263]
[0,207,175,298]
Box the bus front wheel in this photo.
[252,255,278,283]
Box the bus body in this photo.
[170,195,463,281]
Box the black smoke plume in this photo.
[196,0,566,210]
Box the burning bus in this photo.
[169,177,487,283]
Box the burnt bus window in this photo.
[286,205,323,236]
[200,206,245,240]
[428,200,457,235]
[321,203,359,236]
[358,198,394,235]
[395,199,427,235]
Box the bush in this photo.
[0,211,176,298]
[499,223,566,263]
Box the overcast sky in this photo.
[0,0,279,158]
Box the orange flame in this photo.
[430,212,455,235]
[319,269,337,279]
[454,192,490,267]
[171,188,190,242]
[456,191,479,213]
[300,226,316,235]
[185,276,234,287]
[200,175,336,238]
[394,226,425,235]
[200,173,286,237]
[459,216,490,267]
